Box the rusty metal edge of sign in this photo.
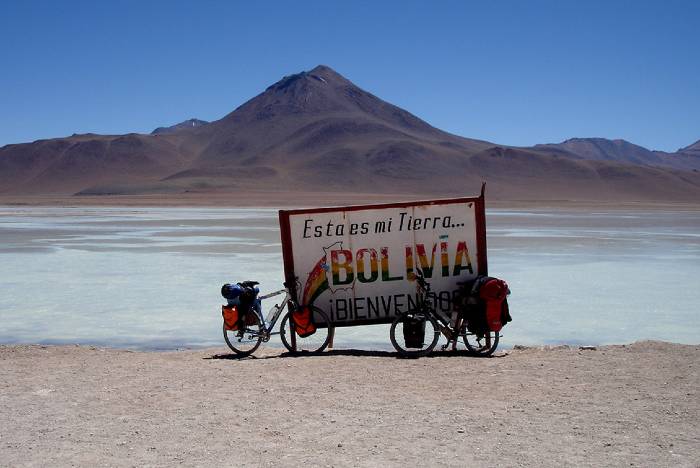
[278,184,488,326]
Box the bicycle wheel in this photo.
[223,312,263,357]
[280,305,332,354]
[463,329,499,356]
[389,310,440,358]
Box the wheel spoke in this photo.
[223,312,263,356]
[280,306,333,354]
[389,311,439,358]
[464,330,499,356]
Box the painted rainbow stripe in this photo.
[302,255,330,305]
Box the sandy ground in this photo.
[0,341,698,467]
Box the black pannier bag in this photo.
[221,282,259,330]
[403,315,427,349]
[500,297,512,329]
[461,295,488,336]
[236,286,257,328]
[454,279,485,336]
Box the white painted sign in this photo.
[279,195,487,326]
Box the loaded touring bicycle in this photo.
[221,280,333,356]
[390,268,511,357]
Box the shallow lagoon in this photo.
[1,206,698,350]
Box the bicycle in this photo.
[389,270,499,358]
[222,280,333,357]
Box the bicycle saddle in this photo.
[238,280,259,288]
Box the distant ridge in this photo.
[532,137,700,171]
[534,138,660,164]
[678,140,700,155]
[0,65,699,201]
[151,118,209,135]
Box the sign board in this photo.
[278,191,487,327]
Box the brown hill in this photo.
[534,137,700,171]
[678,140,700,156]
[1,65,699,201]
[0,133,191,195]
[534,138,662,165]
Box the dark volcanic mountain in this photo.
[1,65,699,201]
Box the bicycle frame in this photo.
[254,288,297,340]
[414,276,468,350]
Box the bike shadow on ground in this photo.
[205,348,507,361]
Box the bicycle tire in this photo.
[223,313,263,357]
[279,305,333,354]
[389,310,440,358]
[463,330,499,356]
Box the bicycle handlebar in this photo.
[414,268,430,292]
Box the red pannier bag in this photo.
[478,278,510,332]
[222,305,257,331]
[222,305,240,330]
[292,306,317,338]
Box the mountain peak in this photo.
[309,64,333,73]
[308,64,346,80]
[264,65,348,93]
[219,65,436,135]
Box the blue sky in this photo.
[1,0,698,151]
